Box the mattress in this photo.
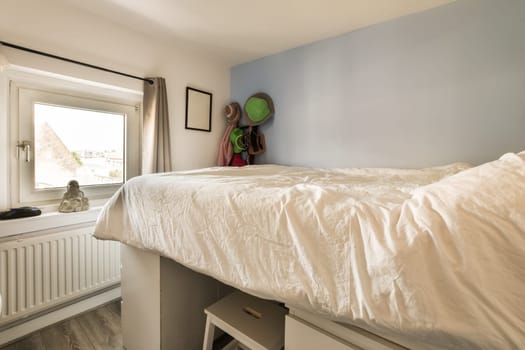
[94,152,525,350]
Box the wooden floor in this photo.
[1,301,122,350]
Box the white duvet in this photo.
[94,152,525,350]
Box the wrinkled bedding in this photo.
[94,152,525,349]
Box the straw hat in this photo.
[244,93,274,126]
[224,102,241,125]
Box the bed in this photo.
[94,151,525,349]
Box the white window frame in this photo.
[3,65,142,211]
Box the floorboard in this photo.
[0,302,122,350]
[1,333,46,350]
[77,309,120,350]
[104,302,120,318]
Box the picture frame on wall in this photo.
[185,87,212,132]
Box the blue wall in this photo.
[231,0,525,168]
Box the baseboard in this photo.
[0,286,121,346]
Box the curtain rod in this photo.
[0,40,154,85]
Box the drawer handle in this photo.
[243,306,262,319]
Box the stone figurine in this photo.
[58,180,89,213]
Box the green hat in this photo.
[244,93,274,126]
[230,128,246,153]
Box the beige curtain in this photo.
[142,77,172,174]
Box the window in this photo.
[9,77,141,208]
[34,104,125,189]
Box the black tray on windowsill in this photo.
[0,207,42,220]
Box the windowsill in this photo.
[0,207,102,238]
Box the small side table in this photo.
[203,291,286,350]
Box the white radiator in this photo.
[0,226,120,327]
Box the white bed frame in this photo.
[121,245,407,350]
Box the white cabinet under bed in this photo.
[285,307,406,350]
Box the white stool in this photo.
[203,291,286,350]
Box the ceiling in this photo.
[63,0,454,66]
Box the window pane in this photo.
[34,103,125,189]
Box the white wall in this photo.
[0,0,230,210]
